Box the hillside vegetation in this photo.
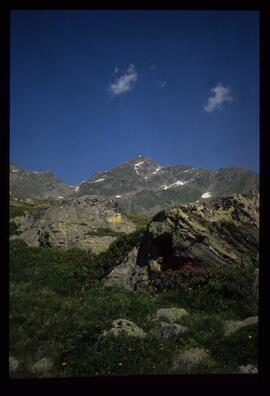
[10,233,258,377]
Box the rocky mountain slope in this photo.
[75,156,259,214]
[10,157,259,214]
[10,195,136,253]
[10,163,74,199]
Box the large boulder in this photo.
[103,247,150,291]
[138,191,259,270]
[155,308,188,323]
[100,319,146,339]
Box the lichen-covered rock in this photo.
[154,321,188,339]
[155,308,188,323]
[103,248,150,291]
[171,348,209,371]
[100,319,146,339]
[10,195,136,252]
[31,357,54,374]
[139,191,259,270]
[9,356,19,373]
[239,364,258,374]
[224,316,258,336]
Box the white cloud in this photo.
[108,64,138,96]
[114,67,119,74]
[204,83,234,112]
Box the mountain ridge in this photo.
[10,157,259,214]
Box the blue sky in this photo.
[10,10,259,184]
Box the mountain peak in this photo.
[126,156,159,166]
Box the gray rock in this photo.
[103,248,150,291]
[141,192,259,269]
[239,364,258,374]
[9,356,19,373]
[155,321,188,339]
[31,357,54,374]
[100,319,146,339]
[172,348,209,371]
[10,194,136,252]
[224,316,258,336]
[155,308,188,323]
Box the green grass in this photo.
[126,213,151,230]
[9,239,258,377]
[86,228,124,237]
[9,195,56,219]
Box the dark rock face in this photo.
[138,191,259,271]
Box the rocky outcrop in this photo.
[100,319,146,339]
[103,248,150,291]
[224,316,258,336]
[102,192,259,290]
[138,191,259,271]
[10,195,136,253]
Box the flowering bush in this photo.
[151,265,212,292]
[150,259,256,307]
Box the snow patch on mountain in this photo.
[94,178,105,183]
[163,180,187,190]
[152,166,161,175]
[134,161,144,167]
[134,161,144,175]
[201,192,212,199]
